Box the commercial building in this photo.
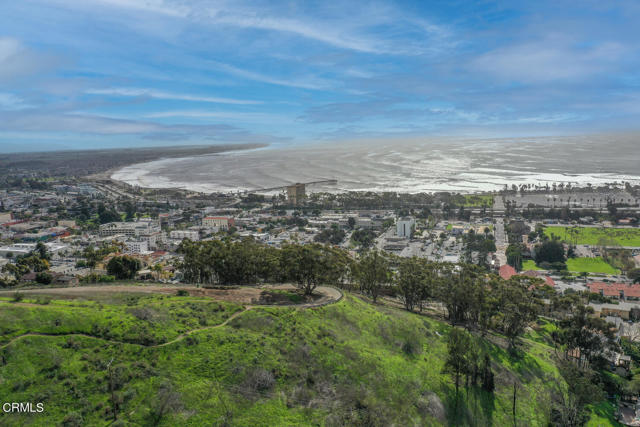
[0,242,69,258]
[125,240,149,254]
[169,230,200,241]
[202,217,234,230]
[396,217,415,238]
[99,220,160,237]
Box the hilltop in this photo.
[0,286,604,426]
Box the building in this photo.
[396,217,415,238]
[287,183,306,206]
[0,242,68,258]
[99,220,160,237]
[588,282,640,301]
[499,264,517,280]
[125,240,149,254]
[202,217,234,230]
[169,230,200,241]
[0,212,12,224]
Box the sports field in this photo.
[544,226,640,246]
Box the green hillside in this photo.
[0,291,582,426]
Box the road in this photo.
[494,217,508,265]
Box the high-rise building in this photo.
[287,183,306,206]
[396,217,415,238]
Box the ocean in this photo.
[111,134,640,194]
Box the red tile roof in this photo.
[587,282,640,298]
[499,264,517,280]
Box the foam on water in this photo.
[111,135,640,194]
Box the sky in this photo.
[0,0,639,152]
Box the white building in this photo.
[125,240,149,254]
[99,220,160,237]
[0,242,68,258]
[396,217,415,238]
[169,230,200,241]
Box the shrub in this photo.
[12,292,24,302]
[61,411,84,427]
[176,289,189,296]
[35,295,52,305]
[35,272,52,285]
[243,368,275,395]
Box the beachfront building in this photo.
[287,183,306,206]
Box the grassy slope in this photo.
[544,226,640,246]
[0,295,242,346]
[0,293,591,426]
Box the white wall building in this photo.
[396,217,415,238]
[99,220,160,237]
[125,240,149,254]
[169,230,200,241]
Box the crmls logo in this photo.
[2,402,44,413]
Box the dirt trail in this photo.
[0,286,342,350]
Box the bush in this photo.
[35,295,52,305]
[243,368,275,395]
[35,272,52,285]
[176,289,189,296]
[61,411,84,427]
[12,292,24,302]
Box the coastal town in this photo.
[2,178,639,308]
[2,173,640,424]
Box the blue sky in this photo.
[0,0,639,152]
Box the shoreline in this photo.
[0,143,268,181]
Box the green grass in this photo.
[463,194,494,207]
[522,257,619,274]
[0,292,591,426]
[566,257,620,274]
[544,226,640,247]
[522,260,543,271]
[0,294,242,346]
[586,401,623,426]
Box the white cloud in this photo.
[0,92,32,110]
[144,110,284,122]
[472,39,627,83]
[57,0,449,55]
[0,37,58,82]
[85,87,262,104]
[208,61,333,90]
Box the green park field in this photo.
[522,257,619,274]
[463,194,494,208]
[566,257,620,274]
[544,226,640,247]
